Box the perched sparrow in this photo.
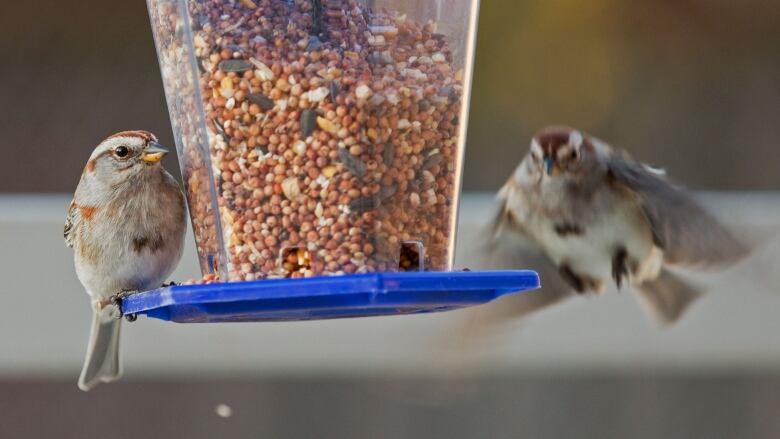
[65,131,186,391]
[486,126,748,324]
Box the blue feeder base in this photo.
[121,270,539,323]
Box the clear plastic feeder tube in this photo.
[147,0,480,281]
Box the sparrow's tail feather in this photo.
[636,269,702,325]
[78,307,122,391]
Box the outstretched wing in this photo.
[479,228,574,320]
[460,192,575,337]
[607,156,749,267]
[64,200,78,248]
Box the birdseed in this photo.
[149,0,464,280]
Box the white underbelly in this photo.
[75,236,184,299]
[530,207,655,283]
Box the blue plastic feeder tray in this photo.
[121,270,539,323]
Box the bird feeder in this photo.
[132,0,539,322]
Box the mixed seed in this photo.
[149,0,464,281]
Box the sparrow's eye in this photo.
[570,149,580,161]
[114,146,129,158]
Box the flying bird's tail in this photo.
[78,304,122,391]
[636,269,702,325]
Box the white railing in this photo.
[1,192,778,377]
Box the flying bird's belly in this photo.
[530,206,656,284]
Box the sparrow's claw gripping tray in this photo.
[147,0,480,281]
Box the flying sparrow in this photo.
[65,131,186,391]
[486,126,749,324]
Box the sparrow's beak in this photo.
[142,142,169,164]
[543,157,556,176]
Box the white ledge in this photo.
[1,192,779,378]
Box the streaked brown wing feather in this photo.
[64,200,77,248]
[607,156,749,266]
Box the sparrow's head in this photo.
[528,126,590,179]
[83,131,169,187]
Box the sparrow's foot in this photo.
[559,265,584,292]
[612,247,637,290]
[107,290,138,321]
[559,265,601,294]
[161,281,178,287]
[110,290,137,303]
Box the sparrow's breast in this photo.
[75,174,186,298]
[527,190,657,284]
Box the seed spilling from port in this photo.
[399,241,424,272]
[280,247,313,278]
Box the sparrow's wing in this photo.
[461,194,575,336]
[607,156,749,266]
[64,200,78,248]
[479,229,574,320]
[454,230,573,347]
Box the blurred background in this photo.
[2,0,780,192]
[1,0,779,438]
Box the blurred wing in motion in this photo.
[607,156,750,267]
[460,198,575,339]
[635,268,702,325]
[470,232,573,329]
